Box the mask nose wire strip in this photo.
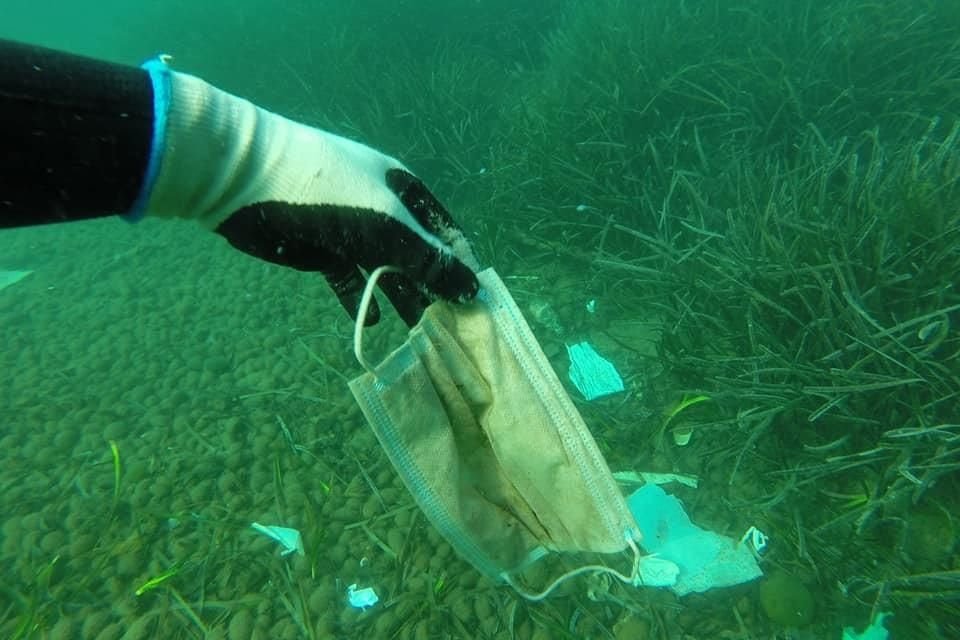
[353,265,403,376]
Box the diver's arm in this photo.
[0,38,153,226]
[0,38,478,325]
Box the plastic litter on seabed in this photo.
[346,584,379,609]
[626,484,764,595]
[250,522,304,556]
[567,341,625,400]
[842,611,892,640]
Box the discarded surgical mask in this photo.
[349,268,642,599]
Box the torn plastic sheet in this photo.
[250,522,304,556]
[843,611,892,640]
[347,583,379,609]
[627,484,762,595]
[566,341,624,400]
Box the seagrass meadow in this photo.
[2,0,959,638]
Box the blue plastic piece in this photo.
[627,484,762,595]
[842,612,891,640]
[566,341,624,400]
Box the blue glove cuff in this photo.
[126,54,173,221]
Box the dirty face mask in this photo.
[348,267,642,599]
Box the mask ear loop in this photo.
[503,530,643,602]
[353,265,402,376]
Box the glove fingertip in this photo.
[429,257,480,303]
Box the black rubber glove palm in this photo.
[214,168,479,326]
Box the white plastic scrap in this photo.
[842,611,892,640]
[739,525,769,555]
[347,583,379,609]
[250,522,304,556]
[567,341,625,401]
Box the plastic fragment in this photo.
[672,425,694,446]
[347,583,379,609]
[842,611,892,640]
[250,522,304,556]
[739,525,769,554]
[567,341,624,400]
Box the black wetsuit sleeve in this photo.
[0,38,154,228]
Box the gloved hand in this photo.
[140,62,479,326]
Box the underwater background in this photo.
[2,0,959,638]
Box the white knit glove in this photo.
[142,66,479,325]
